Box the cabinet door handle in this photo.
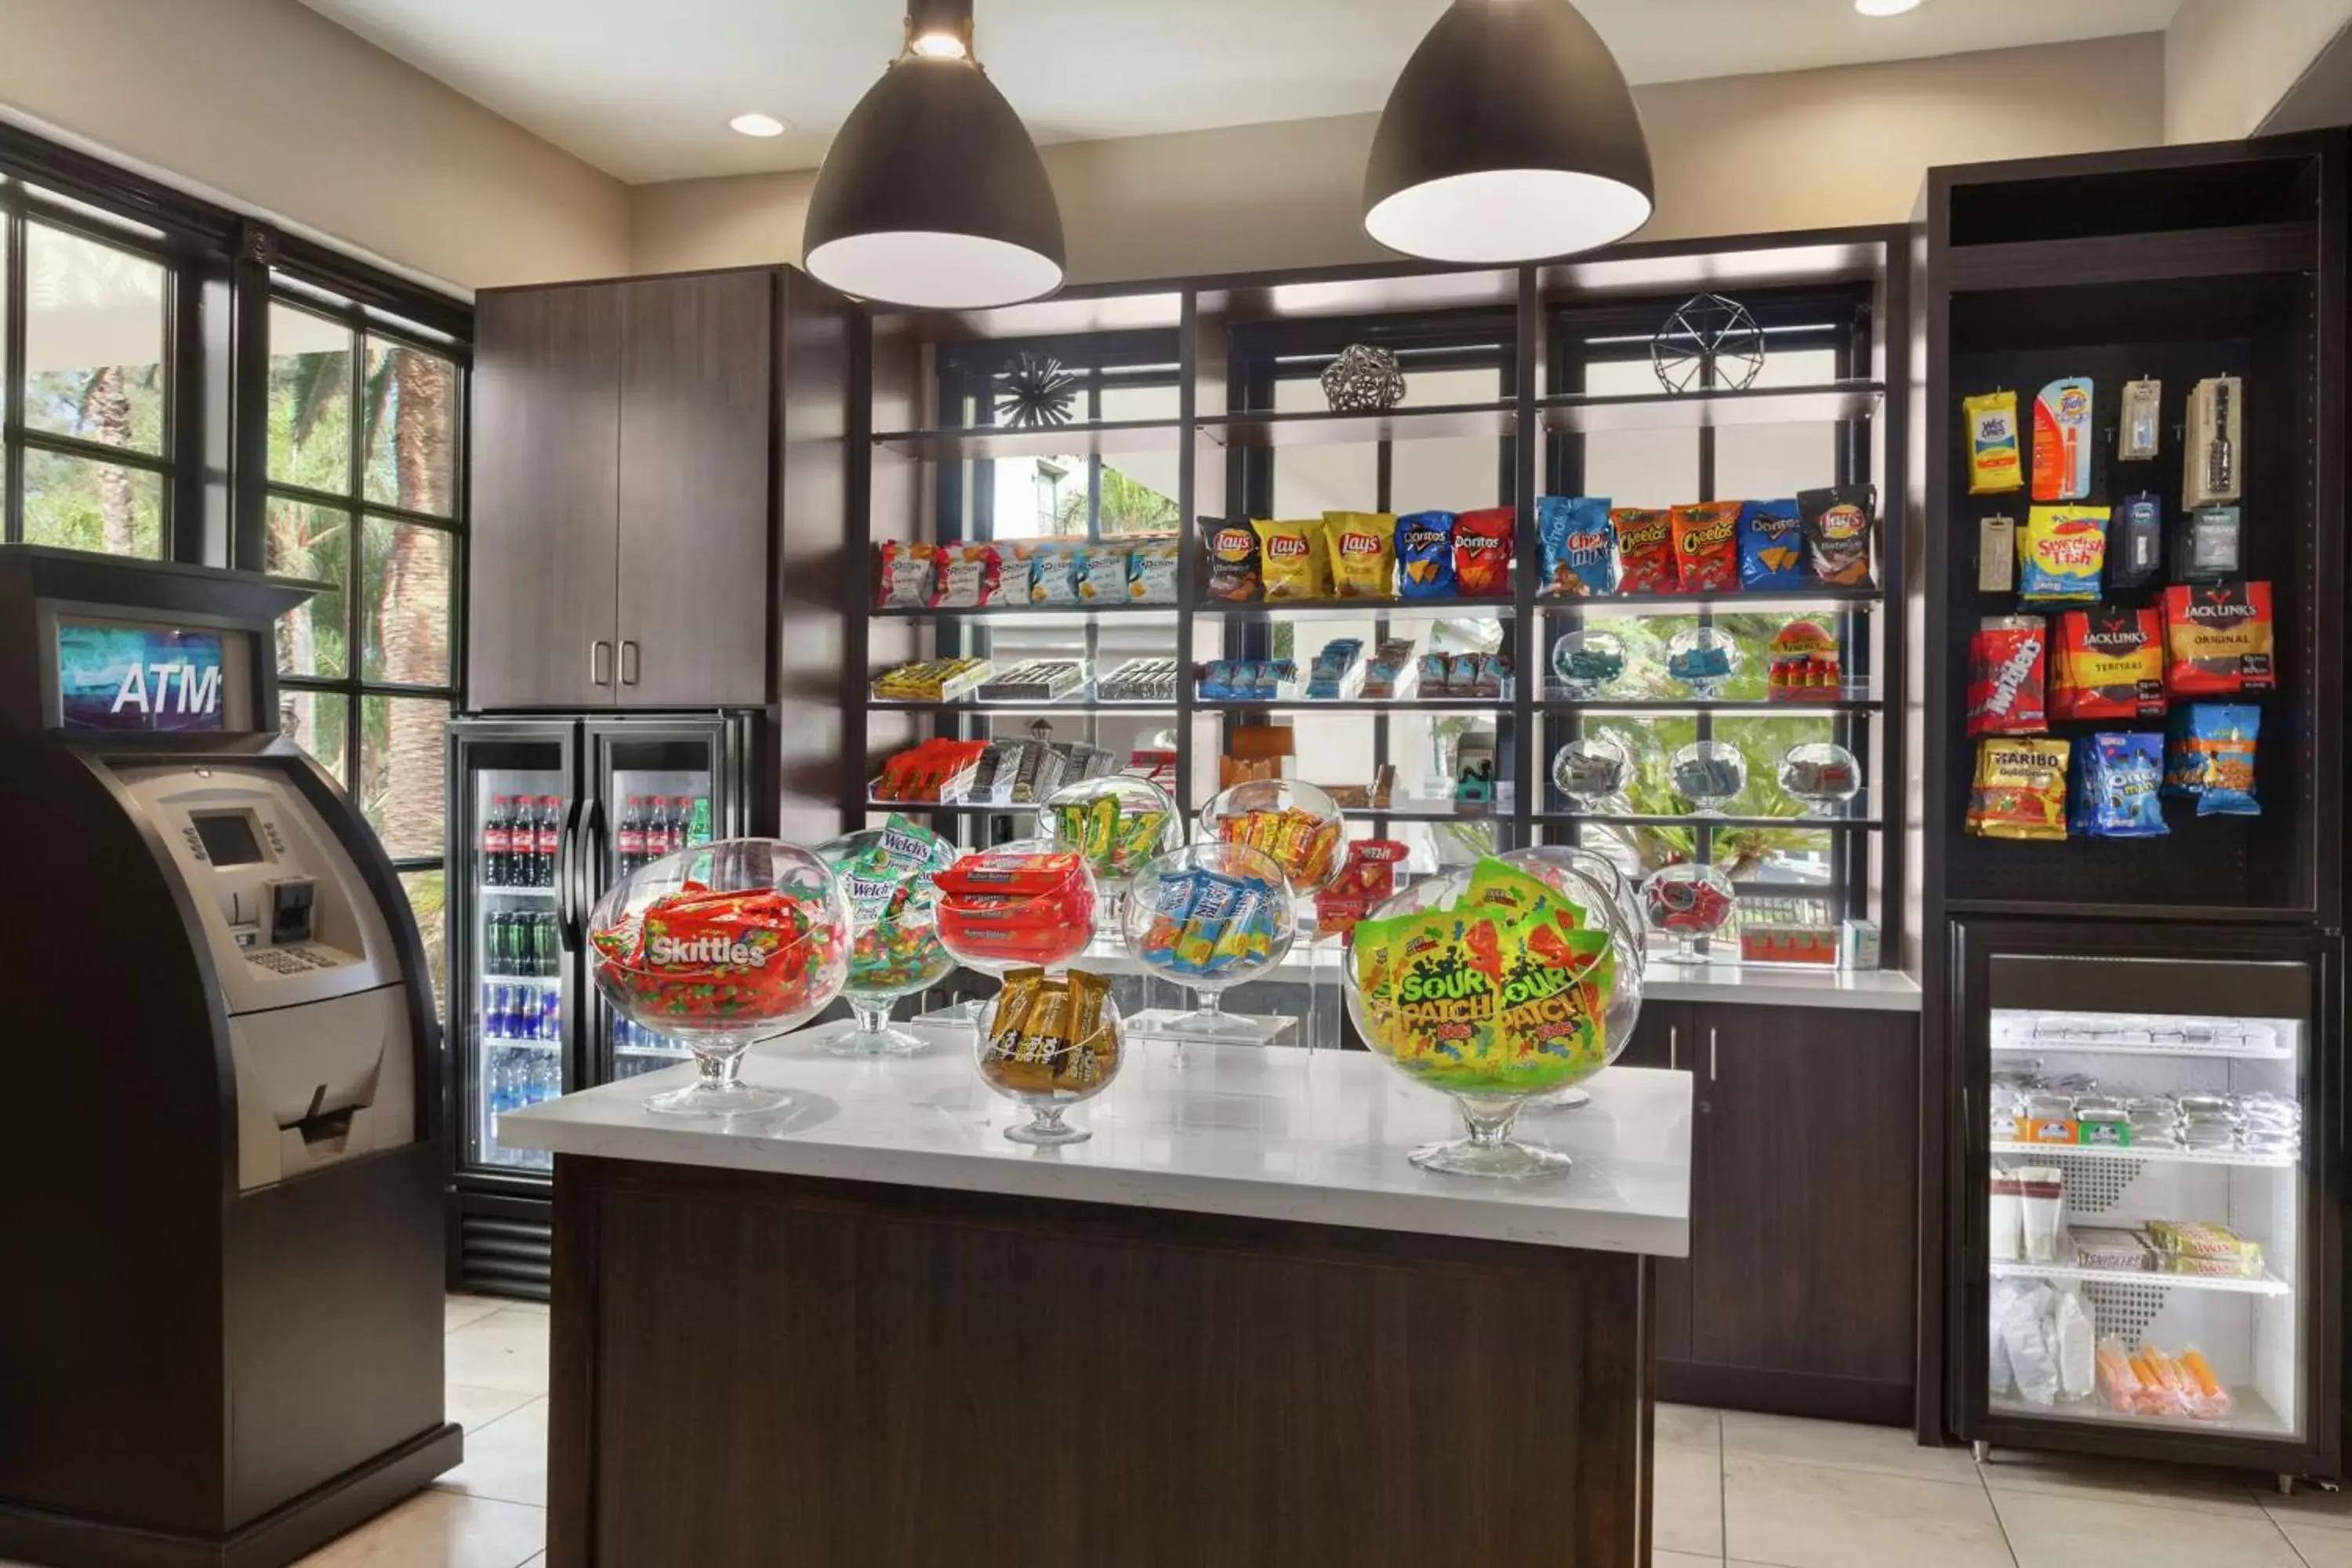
[1708,1026,1719,1083]
[591,640,612,687]
[1667,1025,1679,1071]
[620,640,640,686]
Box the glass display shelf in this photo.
[1537,793,1881,830]
[1536,379,1885,434]
[1192,595,1515,619]
[872,600,1178,621]
[869,697,1178,717]
[1987,1140,2299,1170]
[482,973,560,986]
[477,885,557,898]
[1195,697,1512,713]
[874,418,1184,461]
[1539,586,1882,615]
[485,1038,559,1054]
[1537,691,1882,713]
[1987,1258,2293,1298]
[863,797,1043,815]
[1195,401,1514,449]
[1987,1385,2295,1440]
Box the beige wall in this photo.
[2166,0,2352,142]
[0,0,630,293]
[632,34,2165,284]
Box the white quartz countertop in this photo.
[502,1026,1693,1257]
[1639,961,1922,1011]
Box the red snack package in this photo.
[1315,839,1407,940]
[1452,506,1515,597]
[1967,616,2048,736]
[2165,580,2274,696]
[1670,503,1743,593]
[2053,604,2165,720]
[931,849,1088,900]
[876,541,938,609]
[932,543,1002,608]
[1613,507,1675,593]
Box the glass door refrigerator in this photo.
[1951,919,2339,1483]
[444,713,756,1296]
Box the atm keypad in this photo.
[244,946,334,975]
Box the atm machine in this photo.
[0,546,459,1567]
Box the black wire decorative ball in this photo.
[1321,343,1406,413]
[1651,294,1766,395]
[995,353,1077,429]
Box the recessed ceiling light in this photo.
[1855,0,1923,14]
[729,112,790,138]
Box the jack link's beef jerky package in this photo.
[2054,604,2165,721]
[2164,580,2274,696]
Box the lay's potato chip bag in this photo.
[1253,517,1330,601]
[1325,510,1397,598]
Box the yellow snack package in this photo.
[1966,738,2070,841]
[1966,390,2024,495]
[1253,517,1330,601]
[1323,511,1397,598]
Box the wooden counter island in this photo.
[504,1029,1693,1568]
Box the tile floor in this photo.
[162,1297,2352,1566]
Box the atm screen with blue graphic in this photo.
[56,622,229,733]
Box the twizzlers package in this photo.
[2165,580,2274,696]
[1968,616,2047,736]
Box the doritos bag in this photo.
[1396,511,1457,598]
[2053,604,2165,720]
[2164,580,2274,696]
[1613,507,1675,594]
[1453,506,1515,597]
[1737,499,1805,590]
[1670,503,1741,593]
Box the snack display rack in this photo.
[844,227,1913,990]
[1922,135,2346,1482]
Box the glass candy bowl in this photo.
[1197,779,1346,897]
[815,817,960,1057]
[1344,855,1639,1179]
[587,838,851,1116]
[1504,847,1646,1108]
[1777,742,1864,811]
[1670,739,1748,815]
[1665,625,1742,697]
[1549,629,1629,698]
[1120,842,1298,1035]
[1042,775,1181,894]
[1552,737,1634,808]
[1642,863,1737,964]
[931,837,1101,979]
[975,968,1123,1146]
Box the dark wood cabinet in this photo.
[615,271,774,709]
[468,287,622,711]
[470,268,783,711]
[1648,1001,1919,1426]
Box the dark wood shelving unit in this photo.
[1191,593,1515,619]
[871,599,1179,620]
[1536,694,1882,713]
[874,418,1184,461]
[1537,379,1883,434]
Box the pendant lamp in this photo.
[1363,0,1654,264]
[803,0,1065,309]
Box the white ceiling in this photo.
[300,0,2182,186]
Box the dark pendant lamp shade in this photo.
[1363,0,1654,264]
[803,9,1065,310]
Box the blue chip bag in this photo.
[1737,499,1806,590]
[2071,732,2167,838]
[1396,510,1457,598]
[2168,704,2259,816]
[1537,495,1618,597]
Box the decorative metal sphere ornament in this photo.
[1321,343,1406,413]
[1651,293,1765,395]
[995,353,1077,428]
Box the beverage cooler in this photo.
[443,713,756,1291]
[1950,919,2339,1479]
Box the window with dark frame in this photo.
[0,125,472,1012]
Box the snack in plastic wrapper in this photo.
[2167,704,2259,816]
[2164,580,2274,696]
[1125,539,1179,604]
[934,542,1002,608]
[1798,485,1876,586]
[2017,506,2107,604]
[2109,493,2162,590]
[1200,517,1261,602]
[1451,506,1515,597]
[1967,616,2047,736]
[591,880,840,1026]
[1965,389,2024,495]
[876,541,938,609]
[1395,510,1457,598]
[1324,511,1396,598]
[1968,738,2070,840]
[2032,376,2094,502]
[1069,544,1116,604]
[1025,541,1080,604]
[1536,495,1617,597]
[1253,517,1330,601]
[1737,498,1806,590]
[2053,604,2165,721]
[1612,506,1675,594]
[1669,502,1741,593]
[2071,732,2167,839]
[2173,504,2242,582]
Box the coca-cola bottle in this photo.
[616,796,646,877]
[647,796,677,863]
[482,794,512,887]
[666,796,693,857]
[534,795,562,887]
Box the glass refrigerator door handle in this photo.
[1667,1025,1678,1071]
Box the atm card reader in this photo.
[266,876,316,946]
